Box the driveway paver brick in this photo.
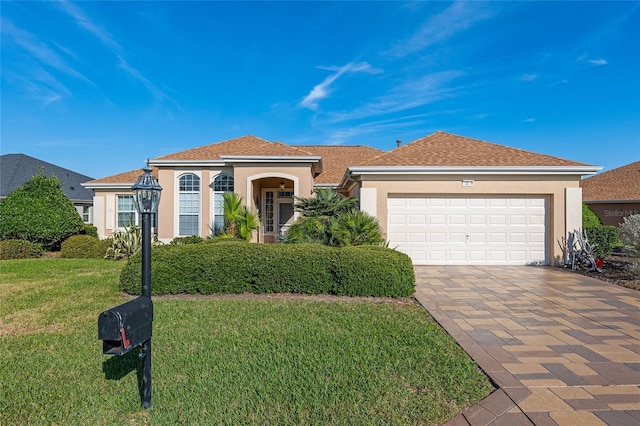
[413,266,640,425]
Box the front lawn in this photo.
[0,259,492,425]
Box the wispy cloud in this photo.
[588,58,608,66]
[1,18,91,84]
[521,118,536,123]
[578,53,608,66]
[57,0,175,102]
[327,70,463,123]
[522,74,538,82]
[385,1,496,57]
[300,61,381,111]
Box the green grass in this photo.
[0,259,492,425]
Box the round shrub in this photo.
[584,226,620,259]
[60,235,105,258]
[170,235,204,245]
[0,239,43,260]
[333,245,415,297]
[83,224,99,238]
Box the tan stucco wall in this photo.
[91,164,315,241]
[355,174,581,264]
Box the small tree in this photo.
[0,171,84,251]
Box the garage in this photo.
[387,196,547,265]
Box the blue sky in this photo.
[1,1,639,179]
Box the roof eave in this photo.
[82,182,134,190]
[341,165,602,187]
[584,199,640,204]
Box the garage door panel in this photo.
[388,196,547,265]
[429,214,446,225]
[409,232,426,243]
[450,214,466,225]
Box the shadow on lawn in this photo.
[102,348,146,401]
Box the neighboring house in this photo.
[1,153,95,223]
[83,132,599,265]
[580,160,640,226]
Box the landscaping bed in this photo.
[572,251,640,290]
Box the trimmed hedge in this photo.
[584,226,620,259]
[120,242,415,297]
[333,245,416,297]
[0,239,43,260]
[60,235,109,258]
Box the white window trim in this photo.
[210,171,235,236]
[174,170,202,237]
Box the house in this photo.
[580,160,640,226]
[0,153,95,223]
[83,131,599,265]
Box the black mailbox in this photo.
[98,296,153,355]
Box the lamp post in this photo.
[131,166,162,409]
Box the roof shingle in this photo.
[155,135,310,160]
[358,131,588,167]
[581,160,640,202]
[297,145,382,184]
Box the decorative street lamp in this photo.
[131,166,162,409]
[98,166,161,410]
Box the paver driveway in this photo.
[413,266,640,426]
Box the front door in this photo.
[262,189,295,243]
[278,200,294,235]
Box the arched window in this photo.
[178,174,200,236]
[212,174,234,234]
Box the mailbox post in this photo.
[131,166,162,409]
[98,166,161,410]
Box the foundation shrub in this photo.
[169,235,204,245]
[333,245,415,297]
[120,243,414,297]
[0,239,43,260]
[584,226,620,259]
[60,235,105,258]
[83,224,99,238]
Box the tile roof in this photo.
[358,131,589,167]
[154,135,310,160]
[580,160,640,202]
[0,153,94,201]
[297,145,383,184]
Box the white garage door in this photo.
[388,196,547,265]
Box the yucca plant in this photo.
[105,225,142,260]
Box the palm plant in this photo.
[331,210,385,247]
[283,189,384,247]
[221,192,259,241]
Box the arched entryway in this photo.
[247,173,299,243]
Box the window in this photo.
[82,206,91,223]
[264,191,274,233]
[212,174,234,234]
[117,195,138,228]
[179,174,200,236]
